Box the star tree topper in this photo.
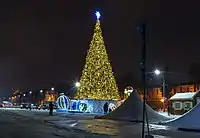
[95,11,101,20]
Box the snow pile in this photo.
[161,102,200,129]
[98,92,170,123]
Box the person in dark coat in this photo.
[49,102,53,116]
[103,102,108,114]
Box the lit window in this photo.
[173,102,182,110]
[184,102,193,110]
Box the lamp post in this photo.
[154,69,166,112]
[29,91,32,104]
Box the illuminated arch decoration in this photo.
[56,93,70,112]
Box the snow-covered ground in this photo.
[157,111,181,119]
[1,108,200,138]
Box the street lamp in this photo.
[75,82,80,88]
[154,69,161,75]
[154,69,166,112]
[29,91,32,94]
[40,90,43,93]
[51,87,55,91]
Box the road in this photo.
[1,109,200,138]
[0,109,109,138]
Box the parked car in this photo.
[38,104,49,110]
[20,104,29,109]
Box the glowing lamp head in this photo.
[95,11,101,20]
[154,69,161,75]
[75,82,80,88]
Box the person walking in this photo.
[49,102,53,116]
[103,102,108,114]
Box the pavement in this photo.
[1,108,200,138]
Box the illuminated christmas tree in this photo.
[75,11,120,100]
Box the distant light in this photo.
[23,94,26,96]
[29,91,32,94]
[154,69,161,75]
[40,90,43,93]
[160,98,165,103]
[95,11,101,20]
[51,87,55,91]
[75,82,80,88]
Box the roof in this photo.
[169,92,197,100]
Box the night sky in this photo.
[0,1,200,96]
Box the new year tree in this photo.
[75,11,120,100]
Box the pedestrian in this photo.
[49,102,53,116]
[103,102,108,114]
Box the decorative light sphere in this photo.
[75,82,80,88]
[95,11,101,20]
[154,69,161,75]
[56,93,70,110]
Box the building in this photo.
[168,90,200,115]
[125,83,200,111]
[146,88,163,110]
[43,91,58,103]
[170,83,200,95]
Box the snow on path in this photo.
[0,109,114,138]
[2,108,200,138]
[157,112,181,119]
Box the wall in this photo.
[169,99,193,115]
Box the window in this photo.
[184,102,193,110]
[173,102,182,110]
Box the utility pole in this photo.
[141,24,146,138]
[140,24,153,138]
[162,74,166,112]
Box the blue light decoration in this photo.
[79,100,88,112]
[70,100,80,111]
[108,103,117,113]
[69,99,93,113]
[95,11,101,20]
[56,93,70,112]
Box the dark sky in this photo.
[0,1,200,96]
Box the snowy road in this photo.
[0,109,111,138]
[1,109,200,138]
